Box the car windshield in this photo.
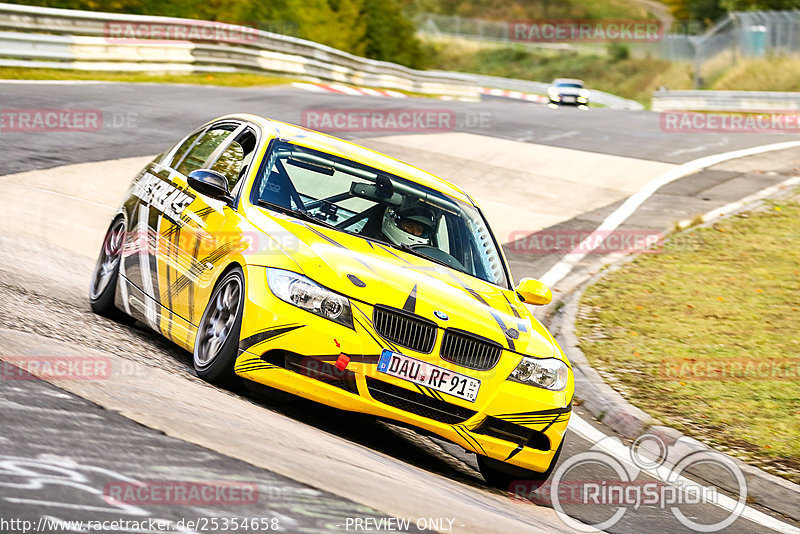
[556,82,583,89]
[250,141,509,288]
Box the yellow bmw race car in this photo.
[89,114,574,488]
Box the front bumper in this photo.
[549,94,589,106]
[235,266,573,473]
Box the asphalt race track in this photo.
[1,81,799,534]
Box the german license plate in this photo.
[377,349,481,402]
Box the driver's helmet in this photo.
[382,206,436,247]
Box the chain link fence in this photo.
[418,11,800,87]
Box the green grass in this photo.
[0,67,447,98]
[0,67,298,87]
[424,38,693,105]
[576,196,800,483]
[711,55,800,92]
[408,0,653,22]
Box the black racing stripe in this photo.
[494,406,573,418]
[505,443,524,461]
[446,271,515,350]
[502,293,521,318]
[195,206,215,220]
[496,415,570,423]
[354,316,388,352]
[235,364,278,373]
[165,219,182,339]
[304,226,377,272]
[304,225,344,248]
[541,414,566,432]
[187,236,202,321]
[456,424,486,455]
[376,243,412,264]
[426,387,445,401]
[453,426,478,454]
[239,325,303,352]
[403,284,418,313]
[168,241,234,299]
[147,209,161,309]
[353,306,401,353]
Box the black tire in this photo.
[478,439,564,491]
[89,216,134,324]
[193,267,245,387]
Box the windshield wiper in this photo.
[393,243,465,272]
[256,199,337,231]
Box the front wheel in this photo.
[89,216,134,324]
[478,439,564,491]
[193,268,245,387]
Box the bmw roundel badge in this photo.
[433,310,449,321]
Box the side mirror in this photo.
[515,277,552,306]
[187,169,233,205]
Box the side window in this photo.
[168,130,202,169]
[176,126,236,176]
[210,141,244,190]
[435,216,450,254]
[208,128,257,191]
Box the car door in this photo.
[157,121,257,349]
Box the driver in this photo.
[381,206,436,247]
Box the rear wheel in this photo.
[478,439,564,491]
[89,217,134,324]
[193,268,245,387]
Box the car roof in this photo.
[552,78,584,85]
[215,113,473,205]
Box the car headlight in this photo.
[509,357,569,391]
[266,268,353,328]
[547,87,559,96]
[579,89,591,98]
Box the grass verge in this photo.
[0,67,298,87]
[576,194,800,483]
[424,37,693,105]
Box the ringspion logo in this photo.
[513,434,746,532]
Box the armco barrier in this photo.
[652,89,800,111]
[0,3,478,99]
[0,2,645,108]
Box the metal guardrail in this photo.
[652,89,800,111]
[0,3,479,99]
[0,2,644,109]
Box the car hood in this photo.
[244,207,560,360]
